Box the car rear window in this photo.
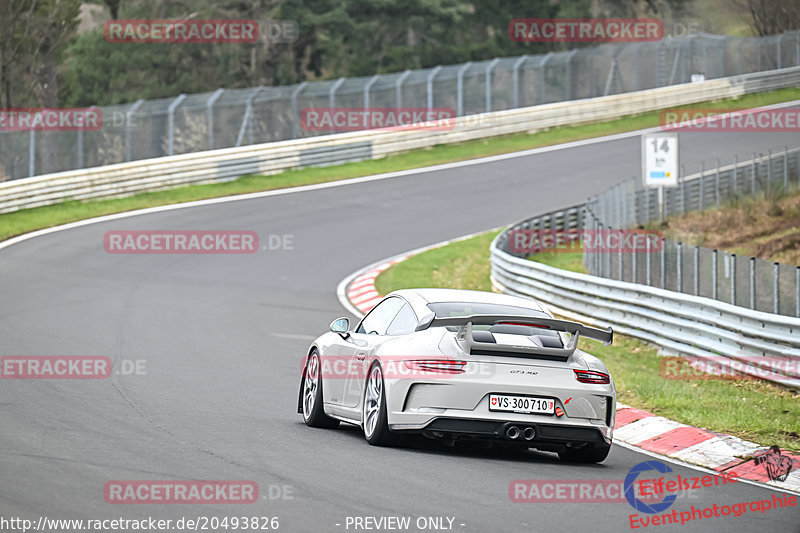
[427,302,547,318]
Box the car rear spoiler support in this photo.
[425,314,613,359]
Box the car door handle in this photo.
[355,353,366,361]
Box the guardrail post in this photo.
[456,62,471,116]
[512,55,528,108]
[364,74,379,109]
[427,66,442,111]
[681,164,687,214]
[633,43,644,90]
[596,218,601,276]
[539,53,553,104]
[618,182,624,228]
[206,88,224,150]
[565,49,578,100]
[632,246,637,284]
[732,155,738,195]
[603,55,617,96]
[719,36,727,77]
[597,223,611,278]
[715,158,720,206]
[677,242,683,293]
[749,257,756,310]
[290,82,307,139]
[76,118,82,170]
[712,249,718,300]
[693,246,700,296]
[701,40,708,77]
[774,262,780,314]
[751,152,757,194]
[797,33,800,66]
[329,78,345,134]
[660,238,666,289]
[731,254,737,305]
[777,34,782,69]
[757,39,762,71]
[28,126,36,177]
[668,40,683,85]
[396,70,411,109]
[236,87,264,147]
[125,99,144,162]
[645,237,651,286]
[767,149,773,190]
[796,32,800,66]
[737,39,744,74]
[167,94,186,156]
[76,105,96,170]
[796,266,799,318]
[699,161,705,210]
[485,58,500,113]
[784,147,789,190]
[589,212,600,276]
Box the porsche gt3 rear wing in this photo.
[426,314,613,360]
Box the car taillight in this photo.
[404,360,467,373]
[574,369,610,384]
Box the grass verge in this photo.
[652,186,800,266]
[375,230,800,452]
[3,87,800,243]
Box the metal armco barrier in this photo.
[2,66,800,214]
[491,205,800,390]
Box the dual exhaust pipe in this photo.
[506,425,535,441]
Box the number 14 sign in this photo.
[642,134,679,188]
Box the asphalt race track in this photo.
[1,125,799,532]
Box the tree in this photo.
[0,0,81,108]
[748,0,800,36]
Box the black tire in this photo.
[558,442,611,463]
[362,363,400,446]
[301,351,339,429]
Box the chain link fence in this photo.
[2,30,799,181]
[583,146,800,317]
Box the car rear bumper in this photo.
[384,375,615,445]
[390,416,611,447]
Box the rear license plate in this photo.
[489,394,554,414]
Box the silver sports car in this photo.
[298,288,616,463]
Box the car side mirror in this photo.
[330,317,350,338]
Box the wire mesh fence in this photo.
[2,30,799,181]
[583,147,800,317]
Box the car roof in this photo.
[386,288,550,318]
